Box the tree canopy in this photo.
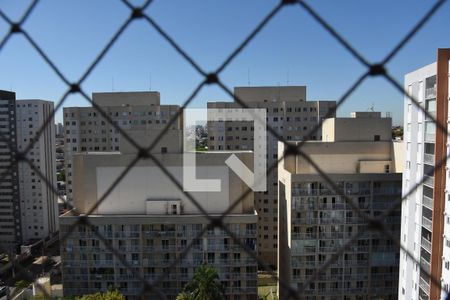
[178,265,225,300]
[74,290,125,300]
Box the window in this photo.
[425,143,435,155]
[161,147,167,154]
[374,135,380,141]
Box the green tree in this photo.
[392,126,403,140]
[15,280,30,289]
[179,265,224,300]
[74,290,124,300]
[176,292,193,300]
[57,169,65,181]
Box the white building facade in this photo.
[399,48,450,300]
[16,100,59,243]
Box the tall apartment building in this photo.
[278,112,403,299]
[0,92,58,250]
[208,86,336,267]
[60,130,258,300]
[63,92,181,205]
[56,123,64,138]
[400,48,450,300]
[16,100,59,243]
[0,90,21,251]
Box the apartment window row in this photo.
[64,110,178,118]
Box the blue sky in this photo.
[1,0,449,125]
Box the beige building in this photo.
[208,86,336,267]
[278,112,403,299]
[63,92,181,205]
[60,130,258,300]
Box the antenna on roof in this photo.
[368,102,375,112]
[247,68,251,86]
[149,73,152,91]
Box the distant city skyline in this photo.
[1,0,449,125]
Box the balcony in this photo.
[224,287,258,294]
[422,216,432,231]
[425,87,436,99]
[423,175,434,187]
[372,245,398,252]
[345,188,371,195]
[114,231,140,238]
[420,257,431,273]
[292,218,317,225]
[318,232,345,239]
[421,237,432,253]
[422,195,433,210]
[316,203,347,210]
[424,154,435,165]
[419,276,430,294]
[293,203,316,210]
[89,274,116,281]
[370,287,399,295]
[371,272,398,280]
[373,187,402,196]
[345,217,367,224]
[63,260,114,267]
[425,133,435,143]
[372,202,392,209]
[118,246,141,252]
[291,232,317,240]
[206,244,231,251]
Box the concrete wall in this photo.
[119,129,183,154]
[322,115,392,142]
[277,142,293,297]
[72,152,254,215]
[359,160,392,173]
[92,91,160,107]
[392,141,405,173]
[234,86,306,103]
[288,141,395,174]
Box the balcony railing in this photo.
[292,188,370,196]
[424,153,435,165]
[419,276,430,293]
[373,187,402,195]
[423,175,434,187]
[420,257,431,273]
[318,232,345,239]
[422,216,432,231]
[291,232,317,239]
[425,87,436,99]
[421,237,432,253]
[372,202,393,209]
[422,195,433,210]
[425,133,435,143]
